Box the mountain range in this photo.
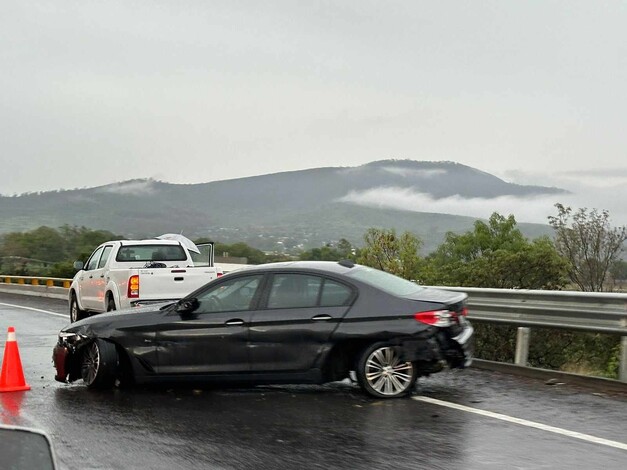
[0,160,567,254]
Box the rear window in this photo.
[116,244,187,262]
[346,266,424,297]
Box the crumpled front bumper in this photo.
[52,336,85,383]
[52,343,72,383]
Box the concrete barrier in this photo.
[0,283,68,300]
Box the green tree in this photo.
[425,213,568,289]
[422,212,570,367]
[58,225,122,261]
[0,226,122,275]
[548,204,627,291]
[357,228,422,280]
[200,240,268,264]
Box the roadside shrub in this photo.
[472,322,621,379]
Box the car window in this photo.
[319,279,353,307]
[97,246,113,269]
[346,266,424,297]
[267,274,322,309]
[116,244,187,262]
[85,246,104,271]
[195,275,263,313]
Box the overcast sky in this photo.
[1,1,626,225]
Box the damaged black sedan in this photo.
[53,261,473,398]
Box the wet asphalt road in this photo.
[1,292,626,470]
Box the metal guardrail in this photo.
[0,275,71,289]
[2,276,627,382]
[0,276,70,300]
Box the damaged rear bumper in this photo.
[399,320,474,369]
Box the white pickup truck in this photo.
[69,238,221,322]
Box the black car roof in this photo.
[240,260,356,276]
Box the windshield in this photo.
[346,266,424,297]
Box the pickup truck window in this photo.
[98,246,113,269]
[85,246,104,271]
[116,244,187,262]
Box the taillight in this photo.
[217,272,223,277]
[460,306,468,316]
[128,275,139,298]
[414,310,453,327]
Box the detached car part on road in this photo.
[53,261,474,398]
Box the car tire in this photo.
[70,294,87,323]
[80,339,118,389]
[356,342,417,398]
[106,295,116,312]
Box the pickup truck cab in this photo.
[69,239,220,322]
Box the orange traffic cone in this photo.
[0,327,31,392]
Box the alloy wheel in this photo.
[81,342,100,385]
[70,299,78,323]
[364,346,414,396]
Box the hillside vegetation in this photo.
[0,160,563,253]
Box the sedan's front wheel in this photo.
[81,339,118,389]
[356,342,417,398]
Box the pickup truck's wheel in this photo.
[70,294,87,323]
[356,342,417,398]
[81,339,118,389]
[106,296,116,312]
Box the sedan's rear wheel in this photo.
[356,342,417,398]
[81,339,118,389]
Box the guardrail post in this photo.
[515,327,530,366]
[620,336,627,383]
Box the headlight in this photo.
[58,331,78,339]
[58,332,85,345]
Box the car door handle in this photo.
[225,319,245,326]
[311,315,333,321]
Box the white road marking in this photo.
[0,302,68,319]
[413,395,627,451]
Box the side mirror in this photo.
[176,297,199,314]
[0,425,57,469]
[73,261,84,271]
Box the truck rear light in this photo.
[128,275,139,298]
[414,310,452,327]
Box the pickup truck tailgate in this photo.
[135,268,217,301]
